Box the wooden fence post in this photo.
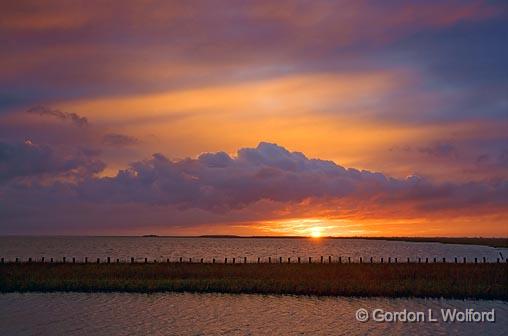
[483,257,486,263]
[225,257,228,264]
[96,258,100,264]
[381,257,383,263]
[244,257,247,264]
[73,257,75,264]
[269,257,271,263]
[339,256,342,263]
[328,256,332,263]
[63,257,66,263]
[145,257,148,263]
[309,257,312,263]
[359,257,362,263]
[257,257,260,263]
[131,257,134,264]
[320,256,323,263]
[85,257,88,264]
[298,257,301,263]
[107,257,110,264]
[370,257,373,263]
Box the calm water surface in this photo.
[0,293,506,335]
[0,237,506,262]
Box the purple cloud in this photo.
[27,105,88,127]
[0,141,507,234]
[0,140,104,181]
[74,142,507,214]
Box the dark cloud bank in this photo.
[1,141,507,233]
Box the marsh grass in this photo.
[1,263,506,299]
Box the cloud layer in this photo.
[1,141,506,234]
[0,1,507,235]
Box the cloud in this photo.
[102,133,140,147]
[1,0,504,112]
[26,105,88,127]
[0,141,507,234]
[76,142,507,215]
[0,140,104,182]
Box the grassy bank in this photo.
[1,263,507,300]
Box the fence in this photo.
[1,255,506,264]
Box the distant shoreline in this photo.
[2,263,507,300]
[140,236,508,249]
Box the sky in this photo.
[0,0,507,236]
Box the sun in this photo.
[310,227,322,238]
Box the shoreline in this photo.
[2,263,507,300]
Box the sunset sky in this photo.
[1,0,507,236]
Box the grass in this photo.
[1,263,507,300]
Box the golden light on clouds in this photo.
[255,218,371,237]
[54,70,432,174]
[2,0,507,236]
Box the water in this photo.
[0,293,506,335]
[1,238,506,334]
[0,237,506,263]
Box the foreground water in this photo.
[0,293,506,335]
[0,237,506,262]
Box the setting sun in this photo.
[310,227,322,238]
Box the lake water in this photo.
[0,293,506,335]
[0,236,506,263]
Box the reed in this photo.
[1,263,506,299]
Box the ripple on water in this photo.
[0,237,506,262]
[0,293,507,336]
